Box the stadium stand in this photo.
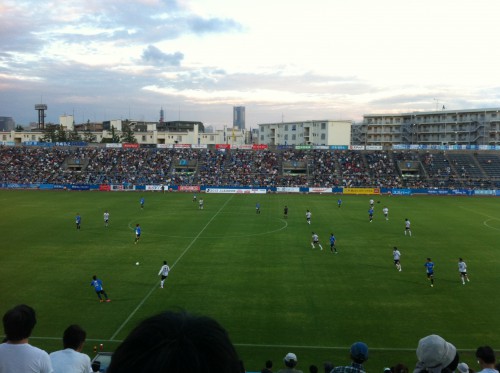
[2,146,500,189]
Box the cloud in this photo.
[187,16,242,34]
[141,45,184,66]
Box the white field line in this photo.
[109,194,234,341]
[26,336,479,352]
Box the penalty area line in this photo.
[109,194,235,341]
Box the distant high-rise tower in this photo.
[233,106,245,130]
[160,107,164,124]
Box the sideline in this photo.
[28,336,478,352]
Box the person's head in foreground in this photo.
[107,309,241,373]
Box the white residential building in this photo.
[353,108,500,147]
[0,124,246,146]
[258,120,352,146]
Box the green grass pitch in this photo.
[1,190,499,371]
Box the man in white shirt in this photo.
[311,232,323,250]
[158,260,171,289]
[383,207,389,221]
[50,325,92,373]
[393,247,402,271]
[0,304,53,373]
[458,258,470,285]
[305,210,312,224]
[405,218,412,236]
[103,210,110,227]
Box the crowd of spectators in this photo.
[1,146,500,189]
[2,304,499,373]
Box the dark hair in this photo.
[2,304,36,341]
[107,310,241,373]
[324,362,334,373]
[265,360,273,368]
[476,346,496,364]
[443,352,460,373]
[91,361,101,372]
[309,364,319,373]
[285,359,297,368]
[63,324,87,350]
[392,363,409,373]
[93,275,97,280]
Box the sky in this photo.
[1,0,500,129]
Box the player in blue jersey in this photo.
[256,202,261,214]
[283,205,288,219]
[140,197,145,209]
[91,275,110,302]
[134,224,141,244]
[337,198,342,208]
[329,233,337,254]
[368,207,374,222]
[425,258,435,287]
[76,213,81,230]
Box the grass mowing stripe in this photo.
[109,194,234,341]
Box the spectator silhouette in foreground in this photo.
[0,304,52,373]
[414,334,459,373]
[323,362,334,373]
[457,362,470,373]
[331,342,368,373]
[277,352,303,373]
[391,363,409,373]
[107,309,241,373]
[50,324,93,373]
[261,360,273,373]
[475,346,497,373]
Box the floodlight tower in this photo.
[35,104,48,129]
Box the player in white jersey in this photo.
[199,198,204,209]
[393,247,402,271]
[311,232,323,250]
[458,258,470,285]
[305,210,312,224]
[404,218,412,236]
[369,199,374,207]
[103,210,110,227]
[158,261,170,288]
[383,207,389,221]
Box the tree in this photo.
[83,129,97,143]
[101,125,121,143]
[55,127,68,142]
[120,123,137,143]
[68,128,82,142]
[39,125,58,142]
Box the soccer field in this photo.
[1,190,499,371]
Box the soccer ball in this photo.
[136,262,140,266]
